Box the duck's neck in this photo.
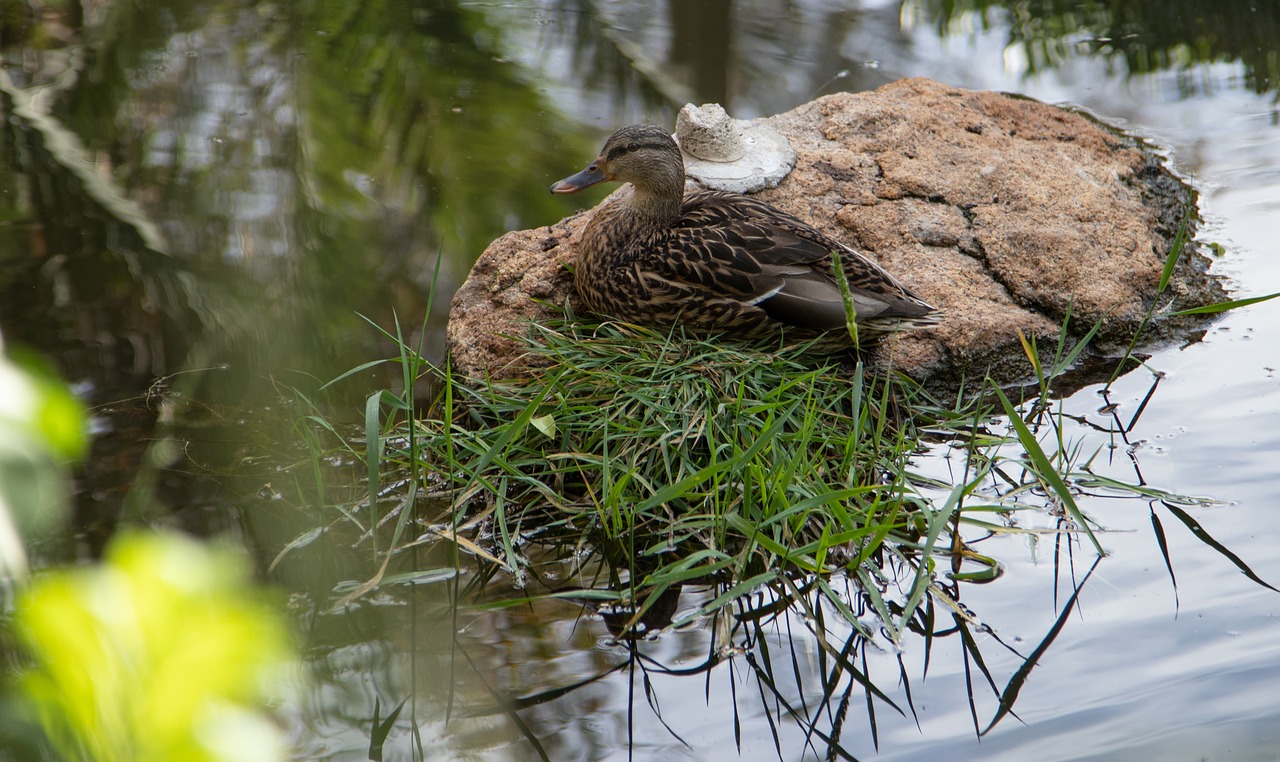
[580,170,685,267]
[626,167,685,226]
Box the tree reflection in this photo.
[542,0,1280,117]
[916,0,1280,95]
[6,0,603,395]
[0,0,609,547]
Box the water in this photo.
[3,1,1280,760]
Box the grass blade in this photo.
[991,383,1105,555]
[1169,292,1280,316]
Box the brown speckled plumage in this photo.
[550,124,939,348]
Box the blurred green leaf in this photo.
[0,345,89,575]
[0,348,88,462]
[13,531,295,762]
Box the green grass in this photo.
[300,313,1205,643]
[403,322,932,636]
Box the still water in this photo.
[2,1,1279,760]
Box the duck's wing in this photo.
[644,193,936,332]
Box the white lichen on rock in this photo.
[676,103,797,193]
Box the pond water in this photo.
[3,1,1280,761]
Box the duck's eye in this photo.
[627,141,639,152]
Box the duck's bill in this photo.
[550,165,606,194]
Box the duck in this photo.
[550,124,939,348]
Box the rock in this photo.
[446,77,1224,385]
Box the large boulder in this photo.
[447,78,1223,384]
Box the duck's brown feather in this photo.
[555,124,939,348]
[576,190,938,345]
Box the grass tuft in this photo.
[408,321,926,630]
[342,316,1122,640]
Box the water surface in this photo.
[2,1,1279,760]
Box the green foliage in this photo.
[991,382,1103,554]
[452,323,903,537]
[831,250,860,346]
[0,348,87,462]
[11,531,294,762]
[288,304,1247,641]
[348,321,955,638]
[0,343,88,579]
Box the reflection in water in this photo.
[3,0,1280,760]
[909,0,1280,96]
[526,0,1280,125]
[670,1,733,106]
[279,513,1110,758]
[50,0,588,388]
[458,558,1101,757]
[512,0,909,119]
[1,0,594,552]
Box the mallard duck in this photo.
[550,124,939,348]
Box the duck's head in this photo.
[550,124,685,196]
